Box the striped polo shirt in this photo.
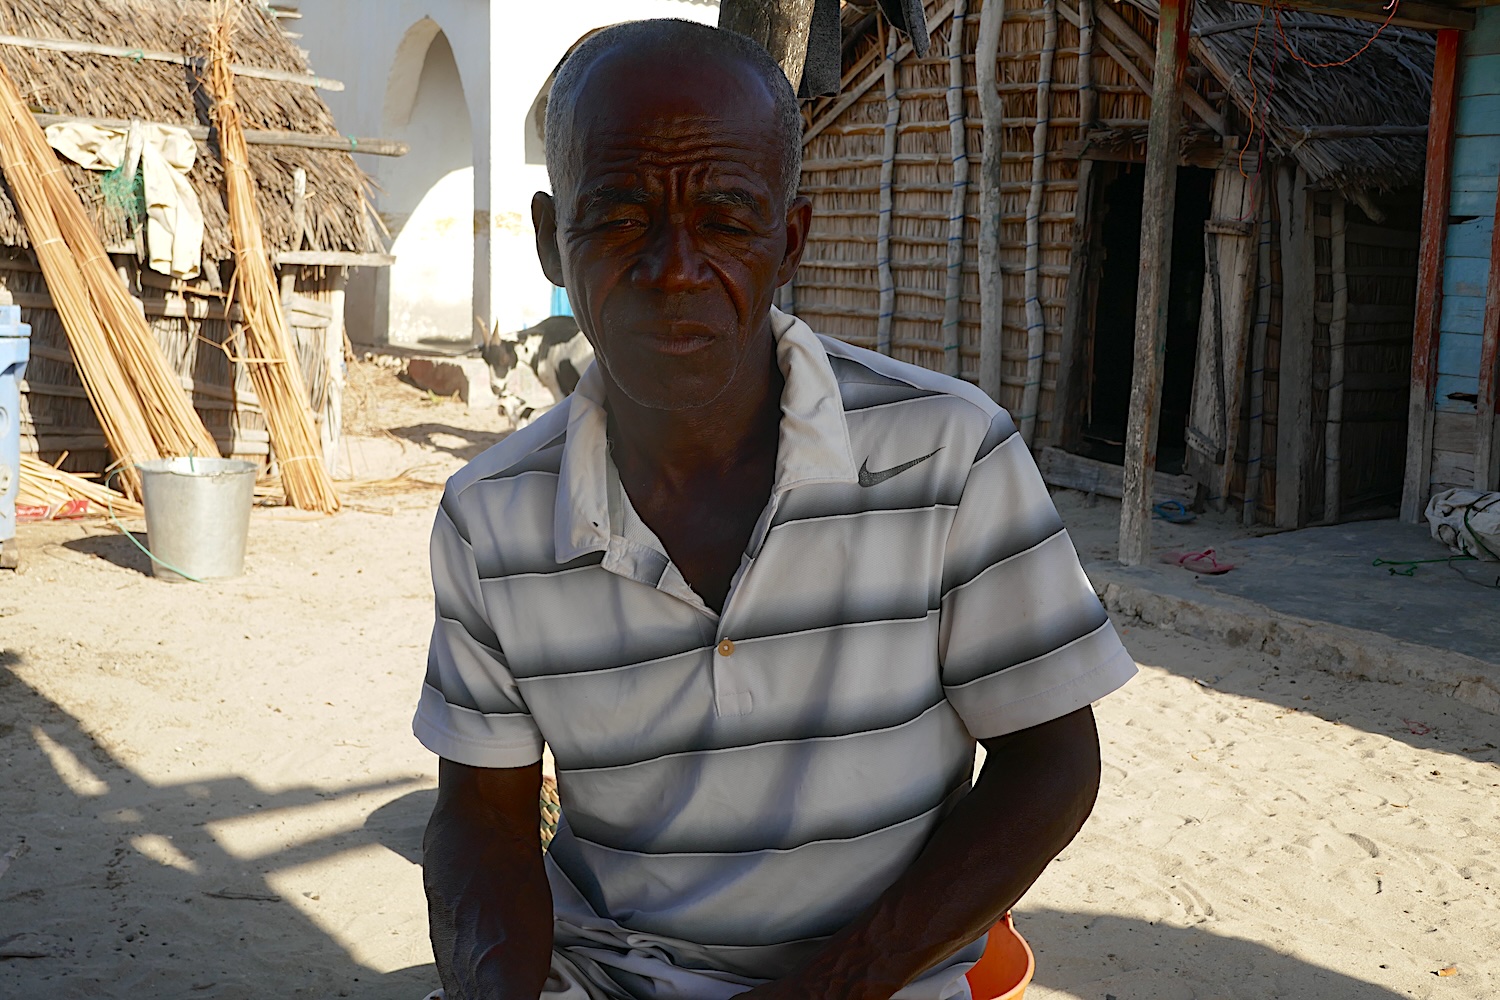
[415,307,1135,1000]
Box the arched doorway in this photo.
[378,20,474,348]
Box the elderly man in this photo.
[415,18,1134,1000]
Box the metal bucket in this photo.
[138,457,258,582]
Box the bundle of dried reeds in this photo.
[18,453,145,519]
[207,0,338,513]
[0,57,221,496]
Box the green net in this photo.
[99,161,146,224]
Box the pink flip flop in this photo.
[1161,548,1236,574]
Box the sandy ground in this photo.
[1,363,1497,999]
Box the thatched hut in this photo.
[5,0,385,477]
[787,0,1434,527]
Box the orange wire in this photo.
[1273,0,1400,69]
[1237,3,1268,182]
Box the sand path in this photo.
[0,480,1495,999]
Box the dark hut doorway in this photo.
[1077,164,1215,474]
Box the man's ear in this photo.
[776,194,813,289]
[532,191,565,287]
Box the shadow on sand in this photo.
[0,656,435,999]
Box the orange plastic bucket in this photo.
[964,913,1035,1000]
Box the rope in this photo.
[105,466,205,583]
[1372,555,1469,577]
[1273,0,1401,69]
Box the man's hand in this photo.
[737,707,1103,1000]
[424,758,553,1000]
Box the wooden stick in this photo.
[1019,0,1058,445]
[876,28,899,357]
[1079,0,1098,128]
[1052,162,1095,451]
[976,0,1006,402]
[1118,0,1192,567]
[32,113,408,156]
[1294,124,1428,139]
[1324,197,1347,521]
[817,116,1150,134]
[0,31,343,90]
[1049,0,1098,450]
[1217,0,1472,32]
[1276,163,1314,529]
[1244,177,1273,527]
[1401,29,1460,522]
[942,0,969,378]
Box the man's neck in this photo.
[602,334,784,493]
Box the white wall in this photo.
[287,0,720,346]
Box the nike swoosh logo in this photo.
[858,447,943,488]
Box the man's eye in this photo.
[708,221,751,235]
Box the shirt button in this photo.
[717,638,735,657]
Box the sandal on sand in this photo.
[1153,499,1197,524]
[1161,548,1236,574]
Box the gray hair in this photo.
[544,19,804,209]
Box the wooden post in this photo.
[1184,167,1258,511]
[1052,0,1096,450]
[977,0,1006,400]
[941,0,970,378]
[1401,28,1461,522]
[1118,0,1193,567]
[1275,163,1313,529]
[1078,0,1096,128]
[1020,0,1058,444]
[876,28,899,356]
[1243,177,1273,526]
[1324,197,1348,521]
[718,0,819,89]
[1475,172,1500,491]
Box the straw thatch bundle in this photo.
[0,54,219,495]
[18,453,145,518]
[207,0,337,513]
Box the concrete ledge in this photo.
[1090,563,1500,717]
[405,356,495,410]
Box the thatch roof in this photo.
[1129,0,1435,194]
[829,0,1434,196]
[0,0,380,264]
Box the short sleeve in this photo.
[412,494,545,768]
[938,410,1135,739]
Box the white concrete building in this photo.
[286,0,720,348]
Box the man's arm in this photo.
[744,705,1102,1000]
[424,758,553,1000]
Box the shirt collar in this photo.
[554,307,857,563]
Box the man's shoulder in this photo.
[814,332,1001,431]
[442,401,572,507]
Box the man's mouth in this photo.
[639,325,716,356]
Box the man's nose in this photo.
[633,219,713,293]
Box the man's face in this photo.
[533,47,809,412]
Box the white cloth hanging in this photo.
[46,121,205,280]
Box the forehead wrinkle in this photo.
[584,133,773,168]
